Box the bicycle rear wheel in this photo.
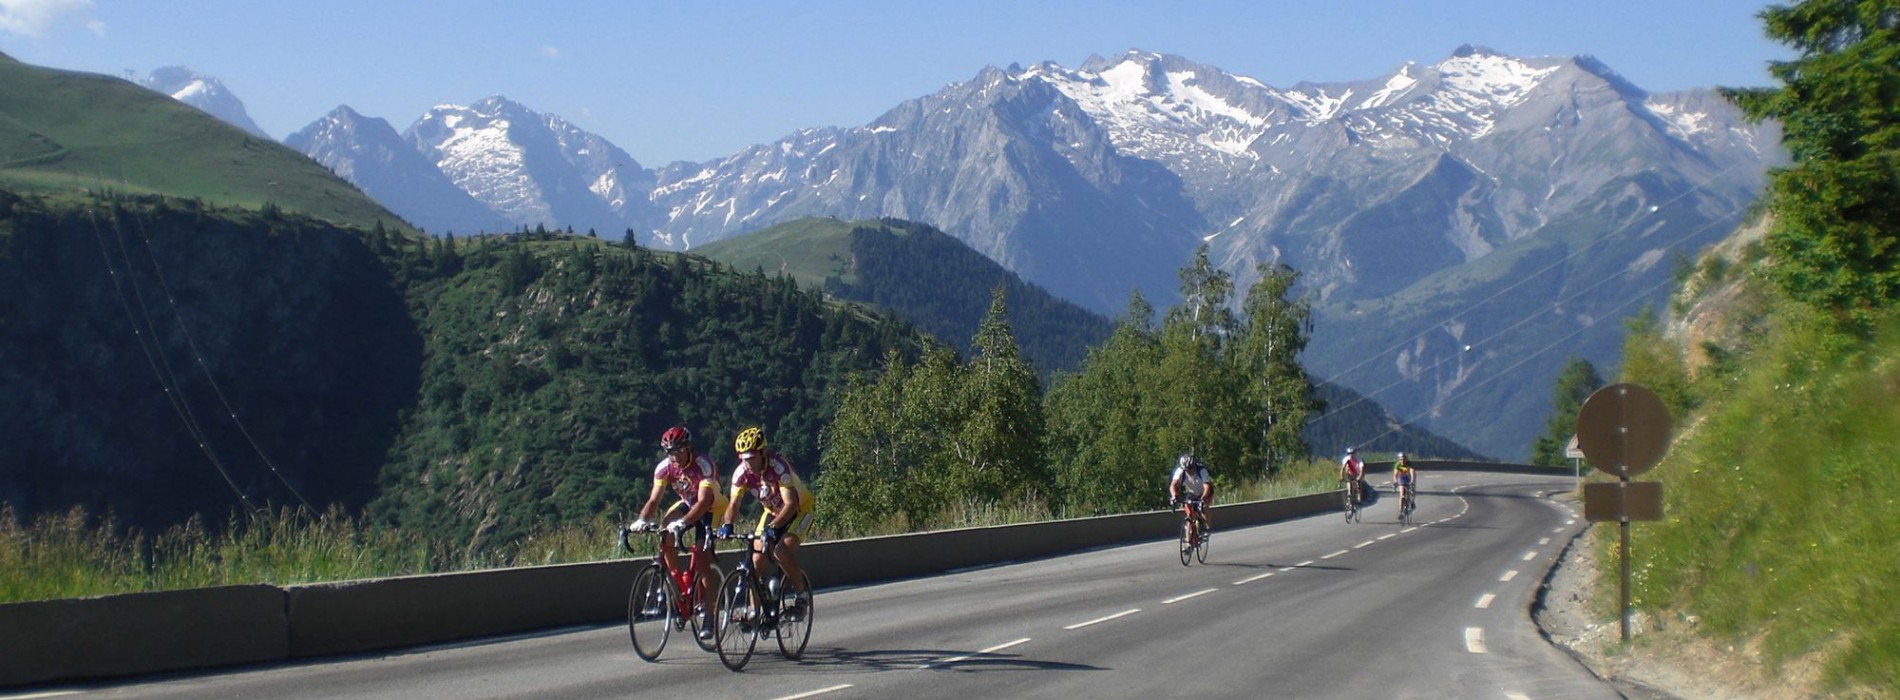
[774,570,813,660]
[715,569,760,671]
[688,562,726,652]
[1178,517,1194,566]
[1195,523,1209,564]
[1343,488,1356,523]
[627,564,675,661]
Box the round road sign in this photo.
[1574,383,1672,477]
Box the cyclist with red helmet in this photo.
[631,425,728,637]
[717,426,815,597]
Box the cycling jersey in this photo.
[654,453,728,517]
[1393,464,1415,485]
[1172,462,1211,495]
[733,451,814,516]
[1341,455,1364,480]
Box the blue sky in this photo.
[3,0,1793,165]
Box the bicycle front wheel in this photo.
[627,564,675,661]
[775,570,813,660]
[715,569,760,671]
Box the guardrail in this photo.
[3,466,1548,687]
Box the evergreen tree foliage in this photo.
[1723,0,1900,328]
[1529,357,1603,465]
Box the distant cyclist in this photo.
[1339,447,1366,505]
[630,425,728,638]
[1392,452,1418,512]
[1168,452,1214,544]
[718,427,815,600]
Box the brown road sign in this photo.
[1575,383,1672,477]
[1584,481,1664,522]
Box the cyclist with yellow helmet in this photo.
[717,426,815,596]
[1391,452,1418,515]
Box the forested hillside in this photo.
[367,227,924,552]
[0,193,927,556]
[697,217,1115,378]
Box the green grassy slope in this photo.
[0,53,404,232]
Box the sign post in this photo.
[1575,383,1671,642]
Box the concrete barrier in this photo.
[0,489,1344,687]
[0,584,286,687]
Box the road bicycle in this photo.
[1396,483,1416,525]
[713,533,813,671]
[1176,500,1210,566]
[1340,479,1361,523]
[621,522,725,661]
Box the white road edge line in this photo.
[1475,593,1496,609]
[1376,533,1397,540]
[1295,560,1316,568]
[1163,588,1219,604]
[1465,627,1488,654]
[1401,526,1420,533]
[934,637,1032,665]
[1320,549,1349,560]
[773,684,856,700]
[0,692,85,700]
[1354,541,1375,549]
[1234,571,1276,585]
[1064,609,1140,630]
[1500,570,1519,582]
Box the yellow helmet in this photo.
[734,427,767,454]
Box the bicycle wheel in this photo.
[1194,523,1209,564]
[688,562,726,652]
[774,570,813,660]
[1178,517,1194,566]
[627,564,675,661]
[1343,488,1355,523]
[714,569,759,671]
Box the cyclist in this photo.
[1392,452,1418,513]
[1339,447,1366,505]
[630,425,728,638]
[1168,452,1214,545]
[717,427,815,603]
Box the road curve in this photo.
[33,472,1611,700]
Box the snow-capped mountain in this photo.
[285,46,1780,459]
[286,105,501,236]
[404,96,657,237]
[139,66,270,140]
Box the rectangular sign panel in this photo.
[1584,481,1664,522]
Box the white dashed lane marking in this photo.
[1320,550,1349,560]
[1475,593,1496,609]
[1522,551,1538,561]
[1064,609,1140,630]
[931,638,1031,666]
[1465,627,1488,654]
[1500,570,1519,582]
[1234,571,1275,585]
[1163,588,1218,604]
[772,684,856,700]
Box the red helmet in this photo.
[660,426,692,451]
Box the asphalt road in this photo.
[24,471,1614,700]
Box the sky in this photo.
[2,0,1795,166]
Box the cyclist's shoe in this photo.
[697,627,715,641]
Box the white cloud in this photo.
[538,45,560,59]
[0,0,96,37]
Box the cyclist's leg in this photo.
[691,513,718,597]
[773,510,814,589]
[659,501,686,572]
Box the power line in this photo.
[87,204,257,512]
[124,209,317,513]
